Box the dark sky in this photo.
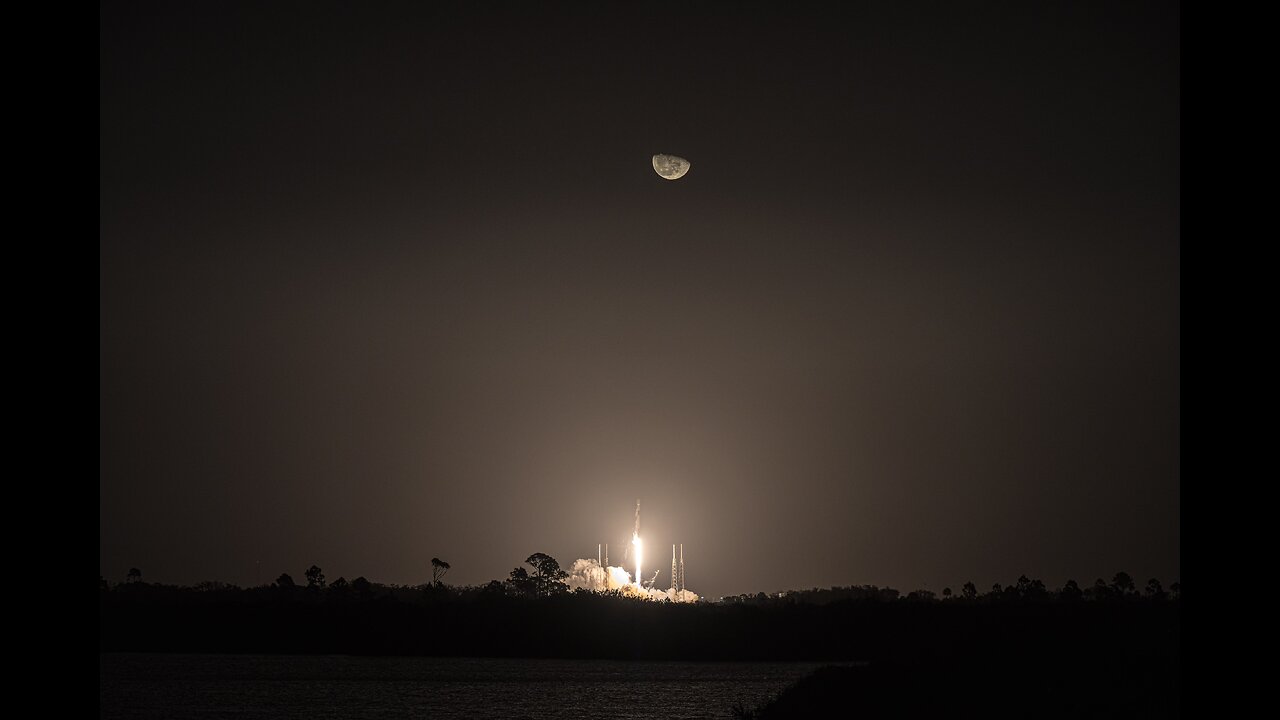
[100,1,1179,598]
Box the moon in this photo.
[652,153,691,180]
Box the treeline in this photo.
[99,586,1179,663]
[102,557,1179,607]
[723,572,1180,606]
[99,553,582,605]
[100,554,1179,662]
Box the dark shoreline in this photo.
[735,657,1179,719]
[102,588,1179,664]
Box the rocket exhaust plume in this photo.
[633,532,642,587]
[566,499,698,602]
[567,558,633,591]
[632,499,642,586]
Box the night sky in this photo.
[100,1,1179,599]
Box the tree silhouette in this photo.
[352,576,372,599]
[1169,581,1180,599]
[431,557,451,585]
[942,587,952,599]
[305,565,326,589]
[1024,576,1049,600]
[194,580,238,592]
[1086,578,1110,601]
[127,568,142,584]
[962,582,977,600]
[100,575,109,591]
[506,567,538,596]
[507,553,569,597]
[1111,572,1135,597]
[276,573,296,588]
[1059,579,1083,602]
[1144,578,1165,599]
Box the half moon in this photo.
[652,153,691,180]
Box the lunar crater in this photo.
[652,153,691,180]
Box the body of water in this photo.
[100,653,828,719]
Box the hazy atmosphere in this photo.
[100,1,1179,600]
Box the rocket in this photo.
[632,499,643,587]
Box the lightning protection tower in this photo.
[672,545,678,595]
[678,544,685,595]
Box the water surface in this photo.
[100,653,826,719]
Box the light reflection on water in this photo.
[100,654,826,719]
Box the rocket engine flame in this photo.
[565,556,699,602]
[633,532,642,587]
[566,499,697,602]
[631,499,642,586]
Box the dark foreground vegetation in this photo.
[102,558,1179,714]
[101,561,1177,664]
[732,655,1178,719]
[100,586,1178,661]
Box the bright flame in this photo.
[633,532,643,586]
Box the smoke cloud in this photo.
[565,558,699,602]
